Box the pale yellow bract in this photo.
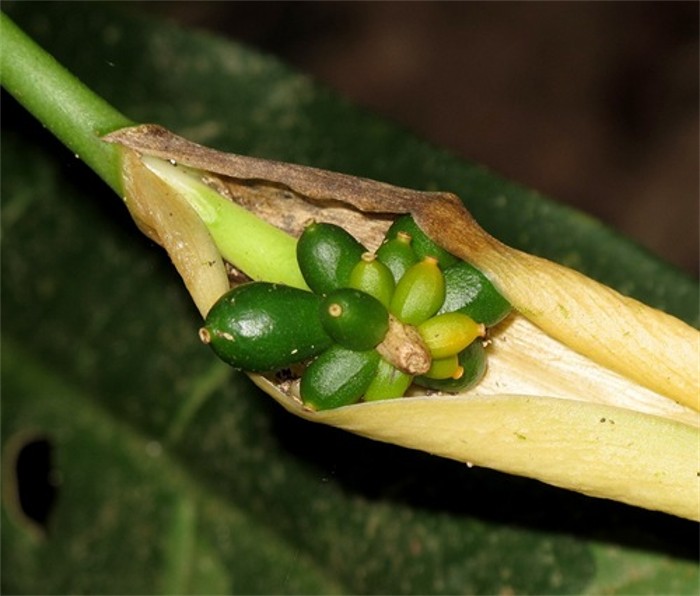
[107,125,700,521]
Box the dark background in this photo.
[140,2,698,276]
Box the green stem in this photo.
[143,157,308,289]
[0,12,134,193]
[0,12,305,290]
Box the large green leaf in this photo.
[2,3,698,594]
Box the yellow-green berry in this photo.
[417,312,485,359]
[348,252,395,308]
[364,357,413,400]
[390,257,445,325]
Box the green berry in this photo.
[376,231,419,283]
[385,215,458,268]
[414,340,487,392]
[440,260,512,325]
[320,288,389,351]
[201,282,332,372]
[301,346,380,410]
[364,358,413,401]
[296,220,365,295]
[422,354,460,380]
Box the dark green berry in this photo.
[296,220,366,295]
[439,260,512,325]
[201,282,332,372]
[301,346,380,410]
[320,288,389,351]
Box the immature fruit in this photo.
[348,252,395,308]
[296,220,366,295]
[423,354,460,380]
[385,214,458,268]
[320,288,390,351]
[390,257,445,325]
[200,282,331,371]
[301,346,380,410]
[364,358,413,401]
[417,312,485,359]
[414,340,487,392]
[376,231,419,283]
[439,260,512,325]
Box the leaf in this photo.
[2,3,698,594]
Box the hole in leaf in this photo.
[13,436,59,532]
